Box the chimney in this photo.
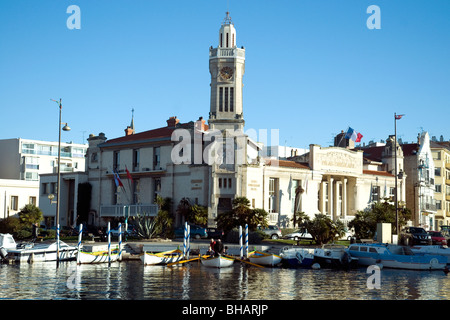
[167,116,180,127]
[124,126,134,136]
[195,116,207,132]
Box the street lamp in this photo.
[51,98,70,265]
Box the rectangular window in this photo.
[436,184,442,193]
[154,147,160,170]
[11,196,18,211]
[230,87,234,112]
[133,179,140,204]
[42,183,48,195]
[224,87,229,112]
[435,167,441,176]
[25,157,39,170]
[133,149,140,172]
[29,196,36,206]
[372,186,379,202]
[219,178,222,188]
[219,87,223,112]
[113,151,120,171]
[228,178,232,189]
[268,178,279,213]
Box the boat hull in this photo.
[348,244,447,270]
[249,251,282,266]
[201,255,234,268]
[279,247,315,268]
[78,251,120,264]
[411,245,450,264]
[6,242,77,263]
[141,250,183,265]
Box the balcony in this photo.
[420,202,437,213]
[209,47,245,59]
[100,204,158,218]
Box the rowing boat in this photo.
[248,250,282,266]
[200,255,234,268]
[141,249,183,265]
[77,249,120,264]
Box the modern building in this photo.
[0,138,87,181]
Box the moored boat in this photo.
[201,255,234,268]
[248,250,282,267]
[77,249,120,264]
[410,245,450,264]
[141,249,183,265]
[279,247,315,268]
[347,243,447,270]
[314,244,358,269]
[0,233,76,263]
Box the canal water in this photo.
[1,260,449,301]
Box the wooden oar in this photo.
[167,255,210,267]
[224,255,264,268]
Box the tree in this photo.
[216,197,268,233]
[304,214,345,245]
[291,211,309,228]
[18,204,43,226]
[187,204,208,226]
[348,200,411,239]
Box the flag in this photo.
[355,132,363,143]
[395,114,405,120]
[345,127,363,142]
[113,169,124,187]
[125,166,133,182]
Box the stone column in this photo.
[328,177,334,218]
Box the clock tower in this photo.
[208,12,245,132]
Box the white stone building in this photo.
[37,12,401,229]
[0,179,39,219]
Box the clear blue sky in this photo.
[1,1,449,150]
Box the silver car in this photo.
[258,225,282,239]
[284,228,313,241]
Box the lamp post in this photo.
[51,99,71,265]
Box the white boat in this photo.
[77,249,120,264]
[201,255,234,268]
[141,249,183,265]
[248,250,281,267]
[347,243,447,270]
[0,233,77,263]
[313,244,358,269]
[410,245,450,264]
[279,247,315,268]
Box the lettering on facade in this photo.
[317,151,362,173]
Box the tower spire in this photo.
[223,11,233,25]
[125,107,135,136]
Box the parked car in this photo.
[283,228,313,241]
[174,224,208,239]
[427,231,447,245]
[400,227,432,246]
[258,225,282,239]
[110,226,136,238]
[206,228,224,239]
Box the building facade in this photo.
[0,179,39,219]
[0,138,87,181]
[430,141,450,227]
[38,13,401,229]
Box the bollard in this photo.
[107,222,111,265]
[239,226,243,259]
[118,223,122,262]
[77,224,83,264]
[245,224,249,258]
[187,225,191,259]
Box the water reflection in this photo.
[1,261,449,300]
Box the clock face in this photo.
[220,66,233,80]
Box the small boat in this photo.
[201,255,234,268]
[347,243,447,270]
[248,250,282,267]
[141,249,184,265]
[314,244,358,269]
[410,245,450,264]
[77,249,120,264]
[279,247,315,268]
[0,233,76,263]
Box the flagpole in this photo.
[394,113,399,236]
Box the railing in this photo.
[100,204,158,218]
[420,202,437,212]
[209,47,245,59]
[268,212,279,225]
